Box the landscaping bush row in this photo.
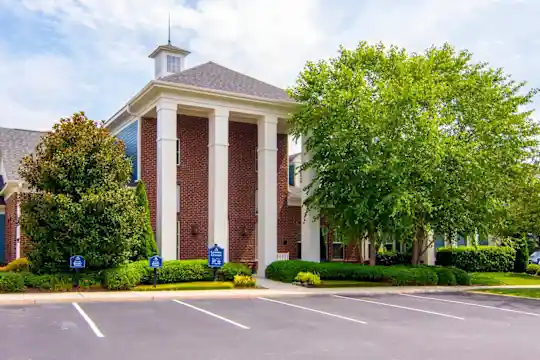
[265,260,470,286]
[526,264,540,276]
[0,259,253,292]
[436,246,516,272]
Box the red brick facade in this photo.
[2,116,310,265]
[3,193,32,263]
[139,115,302,263]
[228,121,257,262]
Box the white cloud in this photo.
[0,0,539,154]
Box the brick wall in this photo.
[177,115,209,259]
[228,121,257,262]
[140,117,157,231]
[4,194,15,263]
[140,115,303,263]
[3,193,32,263]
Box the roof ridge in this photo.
[204,61,286,91]
[0,126,47,133]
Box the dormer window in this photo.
[167,55,182,73]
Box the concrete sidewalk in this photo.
[0,283,536,305]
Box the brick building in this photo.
[0,43,441,271]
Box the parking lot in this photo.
[0,291,538,360]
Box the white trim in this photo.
[109,116,138,136]
[104,80,295,130]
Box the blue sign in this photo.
[208,244,225,268]
[148,255,163,269]
[69,255,86,269]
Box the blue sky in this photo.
[0,0,538,153]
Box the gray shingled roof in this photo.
[0,127,45,181]
[160,61,292,102]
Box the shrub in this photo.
[0,257,30,272]
[19,113,146,274]
[233,275,257,288]
[0,273,25,292]
[376,251,411,266]
[265,261,438,286]
[431,267,457,286]
[446,267,471,285]
[134,180,158,258]
[22,272,103,291]
[526,264,540,275]
[512,237,529,273]
[295,272,321,286]
[219,262,252,281]
[103,262,147,290]
[157,260,214,284]
[436,246,516,272]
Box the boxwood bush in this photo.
[436,246,516,272]
[103,259,248,290]
[0,273,25,292]
[265,261,439,286]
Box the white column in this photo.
[156,99,178,260]
[208,107,230,261]
[257,115,278,276]
[301,136,320,262]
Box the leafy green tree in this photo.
[135,180,158,257]
[19,112,145,273]
[288,42,539,264]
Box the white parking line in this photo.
[258,297,367,324]
[334,295,465,320]
[72,303,105,338]
[401,293,540,317]
[172,300,250,329]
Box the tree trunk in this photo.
[368,230,377,266]
[355,237,364,264]
[412,223,426,265]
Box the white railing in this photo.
[276,252,290,261]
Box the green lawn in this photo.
[473,288,540,299]
[470,272,540,286]
[315,280,389,288]
[134,282,235,291]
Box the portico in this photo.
[103,42,322,276]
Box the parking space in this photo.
[0,292,539,359]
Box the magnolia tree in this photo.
[288,42,539,264]
[19,112,146,273]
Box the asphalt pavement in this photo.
[0,291,539,360]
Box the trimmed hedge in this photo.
[436,246,516,272]
[103,259,251,290]
[265,261,440,286]
[526,264,540,275]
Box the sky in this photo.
[0,0,538,154]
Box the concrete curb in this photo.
[0,285,538,305]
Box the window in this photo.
[167,55,182,73]
[288,164,295,186]
[331,229,344,260]
[176,139,180,166]
[176,185,180,213]
[478,233,489,246]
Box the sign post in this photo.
[208,244,225,281]
[148,255,163,288]
[69,255,86,289]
